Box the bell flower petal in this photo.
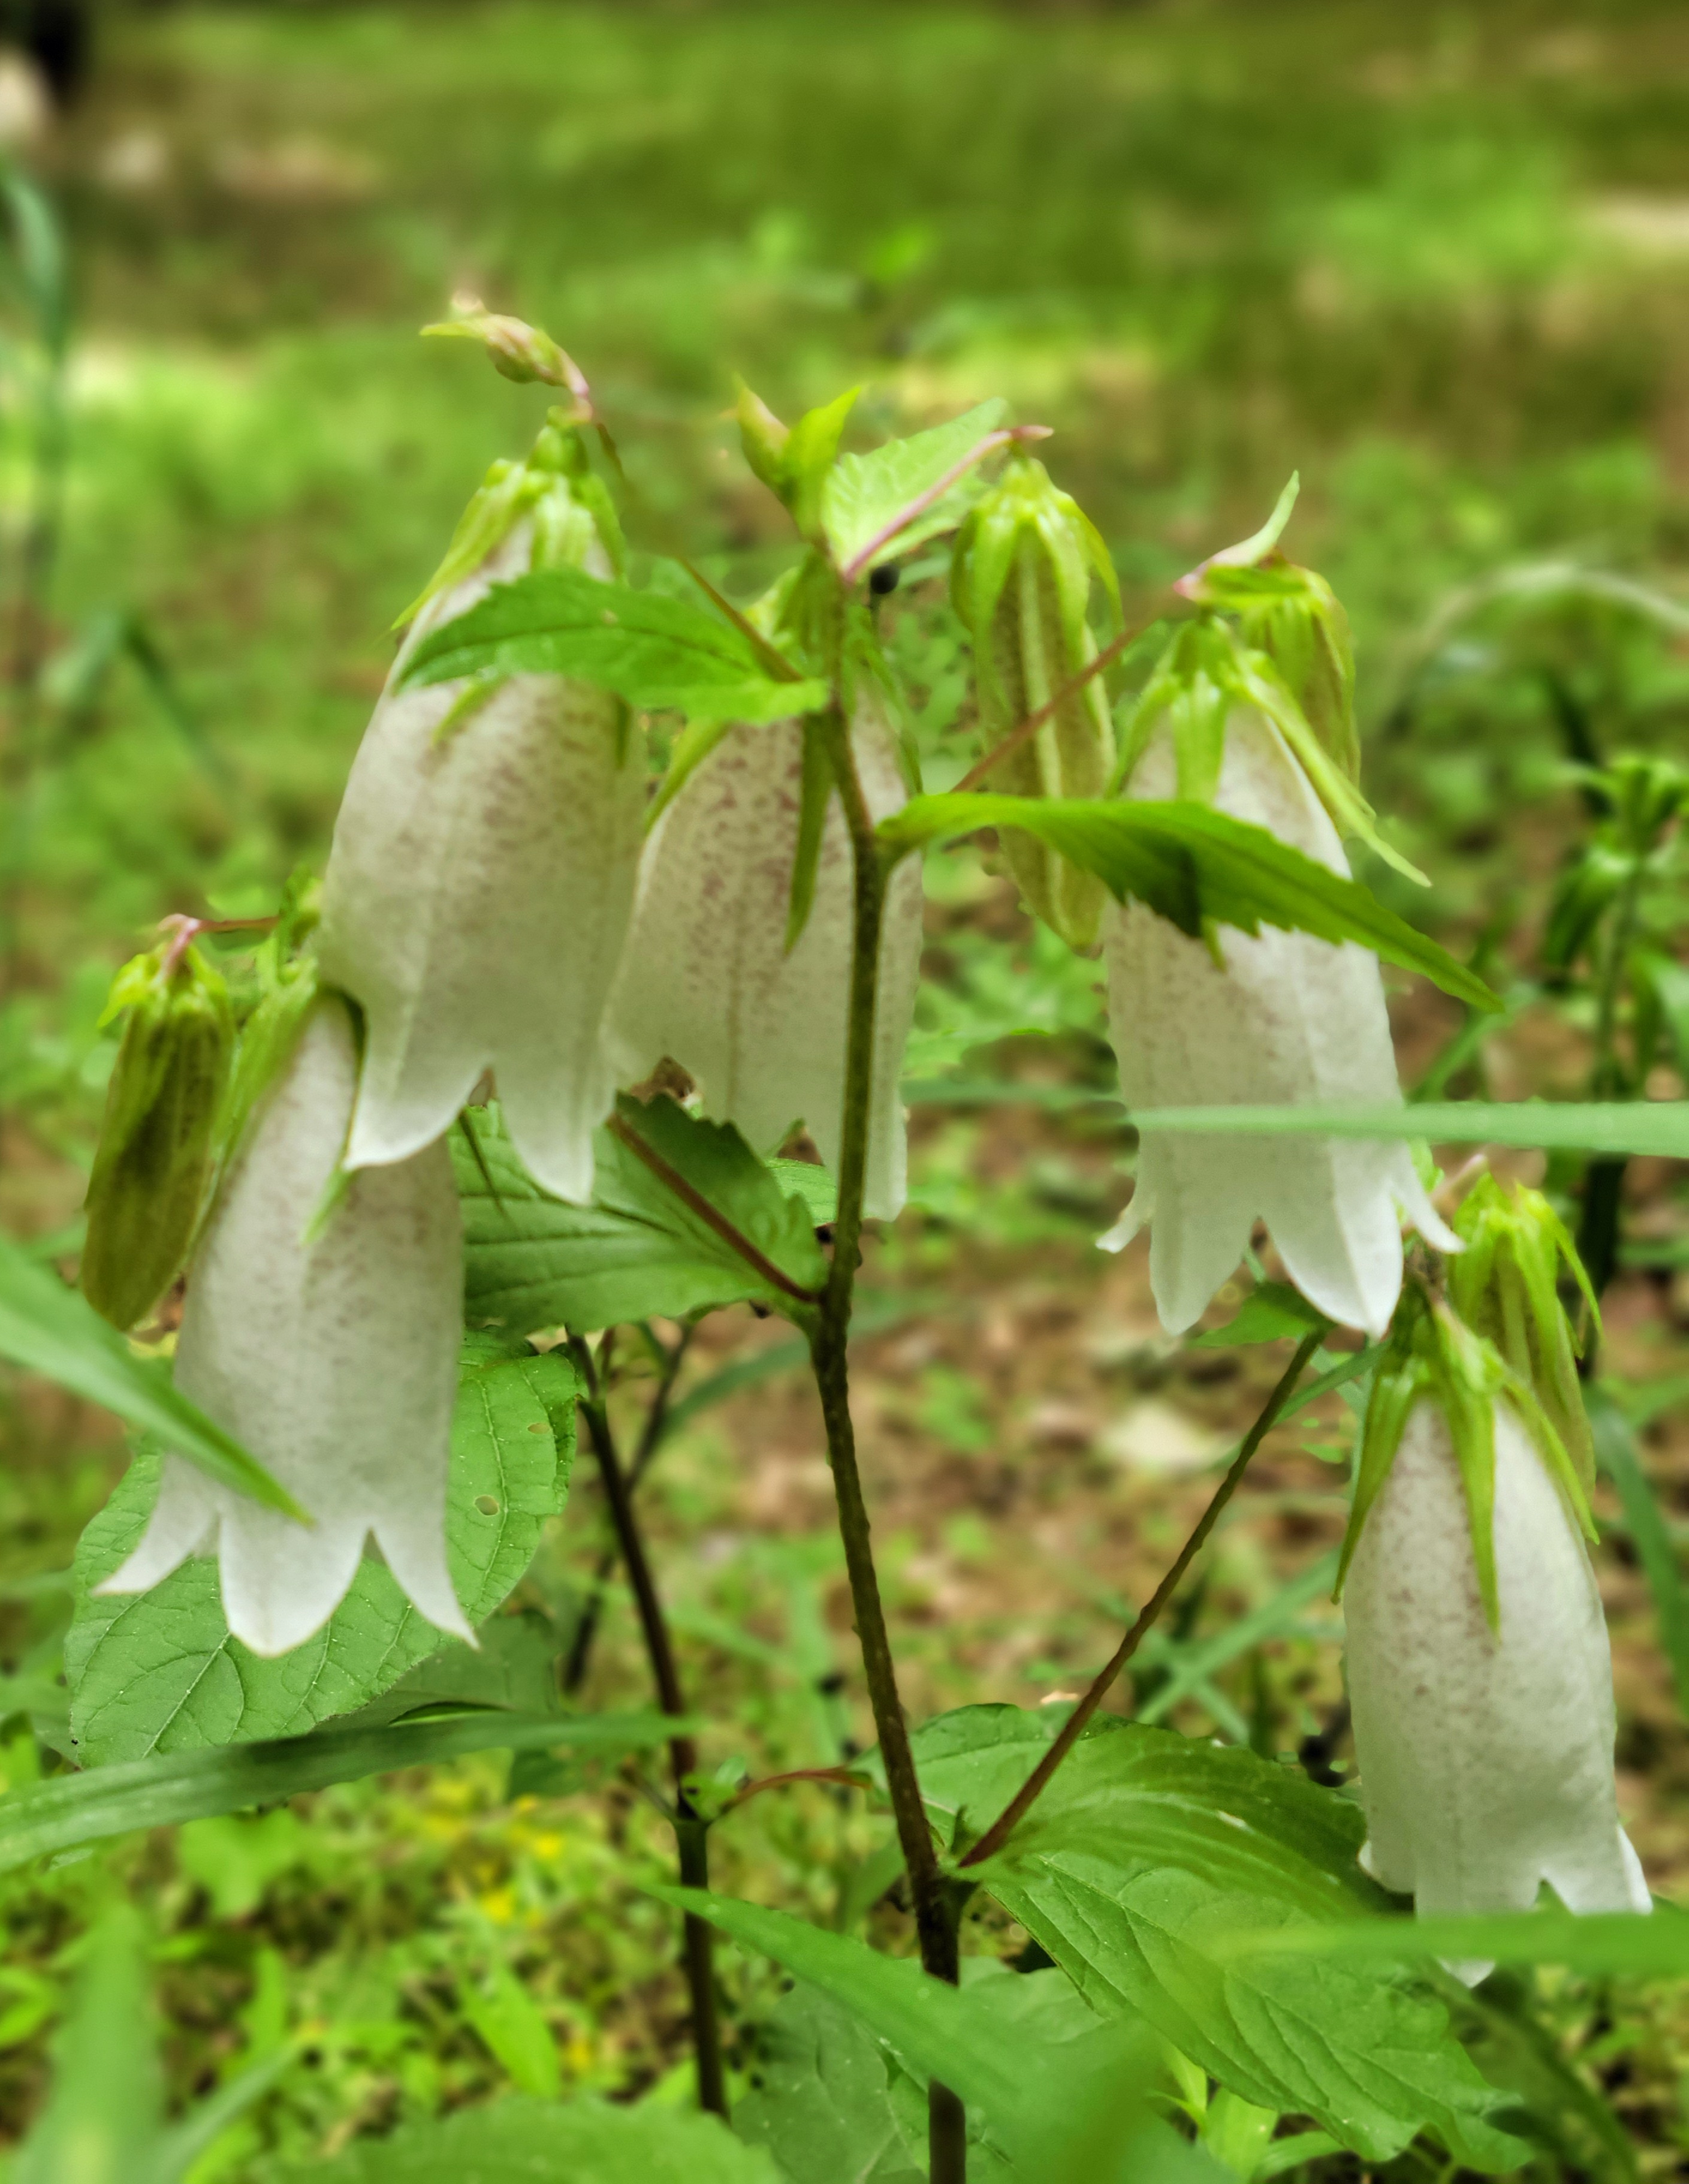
[604,704,922,1220]
[1345,1394,1649,1977]
[1102,710,1455,1335]
[98,996,468,1657]
[318,522,644,1204]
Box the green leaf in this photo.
[456,1099,827,1336]
[0,1710,674,1874]
[64,1337,575,1765]
[1588,1388,1689,1716]
[665,1887,1225,2184]
[294,2096,780,2183]
[915,1707,1525,2171]
[1121,1099,1689,1159]
[396,565,825,724]
[765,1157,837,1227]
[735,1981,928,2183]
[1229,1907,1688,1981]
[1187,1282,1329,1349]
[821,400,1008,574]
[878,796,1497,1012]
[0,1229,300,1519]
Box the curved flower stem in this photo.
[809,706,967,2183]
[568,1335,727,2119]
[960,1327,1324,1870]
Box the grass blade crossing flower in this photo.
[1103,706,1454,1335]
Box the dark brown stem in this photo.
[809,704,966,2183]
[563,1326,692,1697]
[960,1328,1323,1869]
[568,1336,726,2118]
[952,600,1169,794]
[608,1109,821,1306]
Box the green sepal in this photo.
[1337,1282,1595,1633]
[1448,1173,1601,1495]
[421,302,590,394]
[396,416,619,629]
[81,941,236,1332]
[215,878,324,1184]
[1117,616,1425,884]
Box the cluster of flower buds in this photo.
[1338,1182,1648,1966]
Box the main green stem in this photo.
[571,1344,727,2119]
[809,708,967,2183]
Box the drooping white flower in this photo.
[318,437,644,1204]
[603,701,923,1219]
[1102,708,1455,1336]
[1344,1394,1648,1969]
[98,996,468,1656]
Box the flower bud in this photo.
[318,420,643,1204]
[98,995,467,1656]
[951,457,1118,947]
[602,695,922,1220]
[1343,1392,1648,1969]
[80,938,234,1332]
[1102,695,1455,1336]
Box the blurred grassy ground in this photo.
[4,1,1689,2173]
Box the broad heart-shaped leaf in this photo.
[878,796,1498,1014]
[0,1710,676,1874]
[0,1228,298,1518]
[63,1337,575,1766]
[456,1098,828,1336]
[913,1707,1525,2172]
[396,564,825,725]
[821,399,1008,573]
[295,2096,779,2183]
[664,1887,1224,2184]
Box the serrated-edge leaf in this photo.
[878,796,1494,1010]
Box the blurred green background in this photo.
[4,2,1689,2173]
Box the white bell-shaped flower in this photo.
[318,517,644,1206]
[603,703,923,1219]
[1102,709,1455,1335]
[1345,1394,1648,1972]
[98,996,468,1656]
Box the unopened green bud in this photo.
[421,297,589,397]
[82,938,235,1330]
[951,457,1119,947]
[1448,1172,1598,1493]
